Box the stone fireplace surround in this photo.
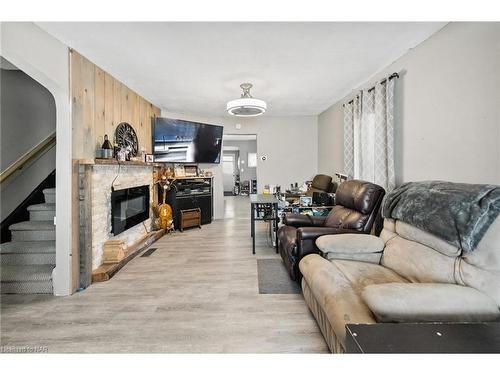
[79,160,155,273]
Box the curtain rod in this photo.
[342,72,399,107]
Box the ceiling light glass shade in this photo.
[226,97,267,117]
[227,83,267,117]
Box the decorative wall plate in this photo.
[114,122,139,156]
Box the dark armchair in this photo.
[278,179,386,280]
[285,174,337,203]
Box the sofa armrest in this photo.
[293,227,344,258]
[283,213,327,228]
[315,234,385,264]
[316,234,385,254]
[297,226,342,241]
[361,283,500,323]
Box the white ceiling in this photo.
[38,22,446,117]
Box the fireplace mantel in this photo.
[79,158,163,168]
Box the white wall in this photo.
[318,22,500,185]
[317,101,344,178]
[1,69,56,169]
[161,110,318,219]
[1,68,57,221]
[1,22,73,295]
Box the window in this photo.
[223,154,235,174]
[248,153,257,168]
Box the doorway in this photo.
[222,134,257,196]
[222,152,238,195]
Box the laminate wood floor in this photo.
[0,196,328,353]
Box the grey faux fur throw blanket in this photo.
[381,181,500,252]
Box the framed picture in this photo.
[145,154,154,163]
[299,196,312,207]
[174,164,185,177]
[184,165,198,177]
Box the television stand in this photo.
[161,176,213,231]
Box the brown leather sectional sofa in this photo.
[278,180,385,280]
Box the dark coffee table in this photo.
[345,323,500,353]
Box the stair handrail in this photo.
[0,131,56,184]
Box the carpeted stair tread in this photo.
[1,252,55,266]
[9,221,55,231]
[1,186,56,294]
[0,241,56,254]
[1,281,53,294]
[27,203,55,211]
[43,188,55,204]
[1,265,54,282]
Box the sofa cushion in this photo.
[283,213,327,228]
[330,259,409,289]
[324,206,369,231]
[395,220,460,257]
[463,215,500,271]
[379,218,397,243]
[299,255,408,346]
[457,216,500,306]
[381,235,457,284]
[316,234,384,263]
[335,180,384,215]
[456,260,500,307]
[362,283,500,323]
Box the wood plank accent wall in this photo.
[70,50,161,159]
[70,49,161,292]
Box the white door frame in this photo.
[222,152,238,193]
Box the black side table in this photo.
[345,323,500,353]
[250,194,279,255]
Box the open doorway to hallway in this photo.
[222,134,257,198]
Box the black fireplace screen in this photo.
[111,185,150,235]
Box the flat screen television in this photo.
[153,117,223,163]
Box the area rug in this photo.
[257,259,301,294]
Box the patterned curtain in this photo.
[343,77,395,191]
[343,94,361,179]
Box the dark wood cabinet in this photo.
[180,208,201,231]
[162,177,213,231]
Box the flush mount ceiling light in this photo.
[226,83,267,117]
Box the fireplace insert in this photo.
[111,185,150,235]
